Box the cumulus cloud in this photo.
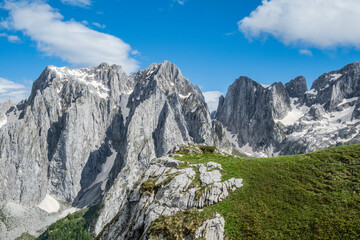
[0,77,30,103]
[239,0,360,49]
[1,1,139,73]
[203,91,223,113]
[60,0,91,7]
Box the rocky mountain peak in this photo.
[97,62,110,69]
[285,76,307,99]
[131,61,203,105]
[216,62,360,157]
[307,62,360,110]
[233,76,260,87]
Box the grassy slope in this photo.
[37,144,360,239]
[168,144,360,239]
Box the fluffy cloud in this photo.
[2,1,139,73]
[60,0,91,7]
[0,77,30,104]
[239,0,360,48]
[203,91,223,113]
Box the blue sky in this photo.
[1,0,360,110]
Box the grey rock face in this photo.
[215,76,290,156]
[285,76,307,101]
[306,62,360,110]
[215,62,360,156]
[0,63,132,207]
[195,213,225,240]
[0,61,233,239]
[97,156,242,240]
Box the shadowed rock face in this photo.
[215,76,290,156]
[285,76,307,100]
[216,62,360,157]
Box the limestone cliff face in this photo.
[0,63,131,208]
[215,77,291,156]
[0,61,230,210]
[215,62,360,157]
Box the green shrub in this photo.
[36,209,93,240]
[148,209,215,239]
[199,145,216,153]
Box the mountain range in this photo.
[216,62,360,157]
[0,61,359,239]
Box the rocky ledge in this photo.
[97,152,243,240]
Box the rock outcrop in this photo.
[97,155,242,239]
[216,62,360,156]
[194,213,225,240]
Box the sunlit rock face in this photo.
[0,60,231,209]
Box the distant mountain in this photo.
[215,62,360,157]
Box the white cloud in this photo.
[0,77,30,104]
[61,0,91,7]
[0,32,20,42]
[239,0,360,49]
[92,22,106,29]
[203,91,223,113]
[299,49,313,56]
[2,1,139,73]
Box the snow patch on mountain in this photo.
[37,194,60,213]
[330,73,342,81]
[278,98,309,126]
[48,65,110,98]
[0,114,7,128]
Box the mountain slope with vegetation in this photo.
[150,144,360,239]
[37,144,360,239]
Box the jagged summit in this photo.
[215,62,360,157]
[28,61,196,106]
[285,76,307,99]
[0,59,228,214]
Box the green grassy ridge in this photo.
[162,144,360,239]
[37,144,360,239]
[36,209,93,240]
